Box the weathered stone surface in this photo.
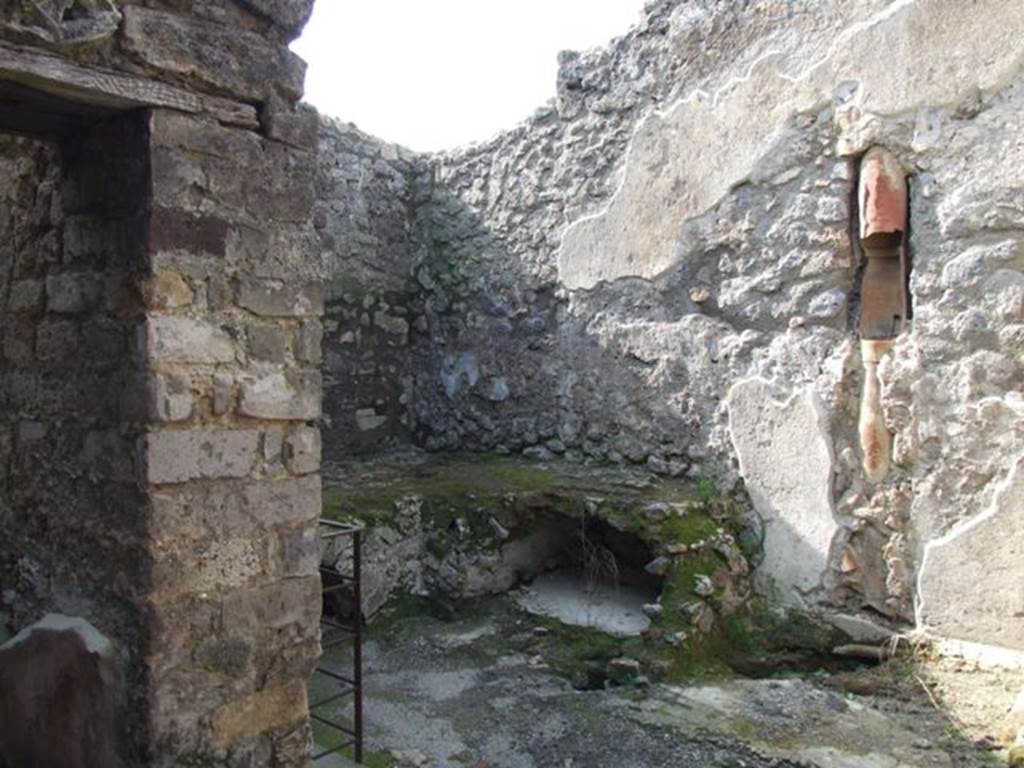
[1,1,320,764]
[139,267,194,310]
[149,475,321,540]
[236,278,323,318]
[239,371,320,420]
[233,0,316,39]
[8,279,44,314]
[557,0,1024,289]
[918,453,1024,650]
[46,273,99,313]
[293,321,322,364]
[261,98,318,150]
[247,324,288,362]
[210,680,307,749]
[145,316,236,364]
[121,7,306,102]
[0,0,122,45]
[284,426,320,475]
[142,429,260,484]
[147,373,194,423]
[726,379,838,601]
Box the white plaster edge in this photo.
[555,0,924,291]
[929,636,1024,671]
[1,613,113,657]
[725,377,840,603]
[914,448,1024,632]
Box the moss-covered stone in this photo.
[319,451,777,684]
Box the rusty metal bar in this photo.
[310,519,364,764]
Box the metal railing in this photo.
[311,519,364,763]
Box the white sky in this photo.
[291,1,647,153]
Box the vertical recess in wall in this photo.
[855,147,909,484]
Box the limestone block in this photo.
[284,427,321,475]
[46,273,99,314]
[145,316,236,364]
[147,374,194,423]
[726,377,838,602]
[148,208,230,260]
[7,279,43,314]
[121,7,306,102]
[918,453,1024,650]
[209,680,307,749]
[35,320,78,365]
[355,408,387,432]
[149,476,321,540]
[152,538,262,596]
[221,576,320,633]
[239,371,320,420]
[261,98,318,150]
[139,267,194,310]
[143,429,259,485]
[277,525,319,577]
[247,325,289,362]
[236,278,323,318]
[293,321,322,364]
[212,372,234,416]
[234,0,316,38]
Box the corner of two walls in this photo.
[316,0,1024,654]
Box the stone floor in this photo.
[309,595,1014,768]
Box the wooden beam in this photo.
[0,41,259,129]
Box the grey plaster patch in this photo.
[727,378,838,602]
[918,451,1024,650]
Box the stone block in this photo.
[3,320,35,366]
[149,475,320,540]
[147,374,194,423]
[283,427,320,475]
[8,280,44,314]
[209,680,308,749]
[236,278,323,318]
[145,316,236,364]
[148,207,230,260]
[142,429,259,485]
[247,325,289,362]
[293,322,322,364]
[262,428,285,468]
[234,0,316,38]
[212,373,234,416]
[221,576,320,633]
[35,320,78,365]
[276,525,319,577]
[152,537,263,597]
[121,7,306,102]
[261,98,318,150]
[239,372,320,420]
[46,273,100,314]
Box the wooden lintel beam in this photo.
[0,41,259,129]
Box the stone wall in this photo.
[1,1,323,764]
[315,120,429,455]
[316,0,1024,652]
[0,122,154,758]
